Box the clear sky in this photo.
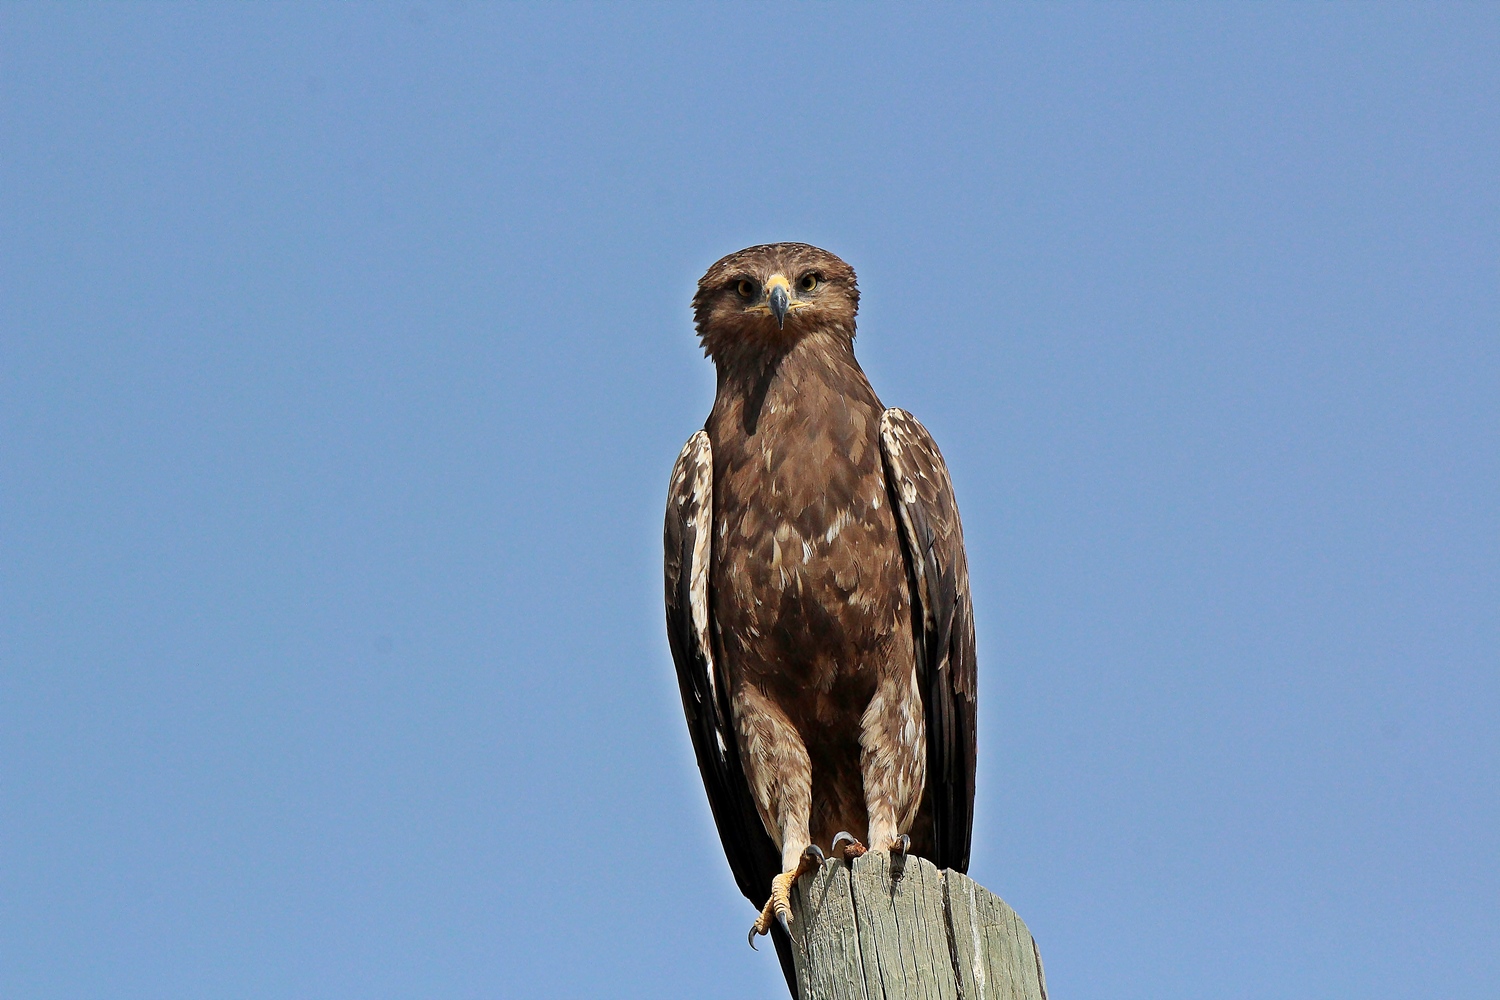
[2,4,1496,998]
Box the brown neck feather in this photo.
[712,327,872,439]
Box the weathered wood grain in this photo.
[788,854,1045,1000]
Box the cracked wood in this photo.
[788,854,1046,1000]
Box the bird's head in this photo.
[692,243,859,364]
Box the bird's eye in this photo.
[736,278,758,299]
[798,272,820,292]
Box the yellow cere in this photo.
[749,273,812,316]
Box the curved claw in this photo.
[748,849,823,951]
[891,834,911,857]
[832,830,868,860]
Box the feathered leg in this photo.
[734,684,822,947]
[859,665,927,855]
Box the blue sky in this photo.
[2,4,1496,998]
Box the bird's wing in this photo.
[879,408,979,873]
[664,431,784,902]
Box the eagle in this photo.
[664,243,978,993]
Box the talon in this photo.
[749,888,778,948]
[748,876,790,946]
[748,849,824,948]
[890,834,911,857]
[749,894,776,948]
[832,831,868,860]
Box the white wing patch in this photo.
[681,431,716,714]
[880,409,934,631]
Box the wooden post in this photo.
[788,853,1047,1000]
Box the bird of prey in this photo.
[664,243,978,991]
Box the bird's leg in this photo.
[732,684,818,949]
[832,831,867,861]
[859,666,928,856]
[748,845,824,948]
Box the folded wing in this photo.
[664,431,796,987]
[879,408,979,873]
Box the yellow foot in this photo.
[832,831,867,860]
[747,845,824,949]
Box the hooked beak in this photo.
[765,274,791,329]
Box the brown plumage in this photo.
[664,244,977,994]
